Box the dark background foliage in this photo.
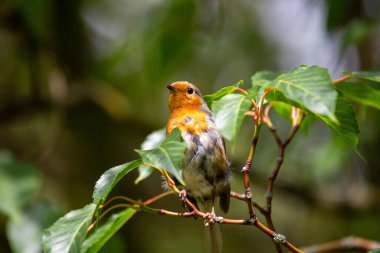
[0,0,379,252]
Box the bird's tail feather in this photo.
[204,223,222,253]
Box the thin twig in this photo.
[101,196,143,209]
[241,124,260,219]
[230,191,267,215]
[143,191,176,205]
[265,121,300,219]
[235,87,259,125]
[332,75,352,85]
[258,88,273,122]
[240,87,273,219]
[261,105,302,252]
[301,236,380,253]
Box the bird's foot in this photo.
[203,207,223,226]
[178,190,187,201]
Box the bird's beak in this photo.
[167,84,178,92]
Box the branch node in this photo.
[242,159,252,172]
[273,233,286,244]
[252,136,258,145]
[249,218,257,225]
[276,156,283,162]
[241,166,249,173]
[245,188,253,199]
[214,216,224,224]
[167,178,175,187]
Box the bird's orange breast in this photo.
[166,109,209,136]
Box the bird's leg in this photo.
[204,195,221,226]
[211,194,215,215]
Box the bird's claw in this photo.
[203,208,223,226]
[178,190,187,201]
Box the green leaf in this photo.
[251,71,283,102]
[318,94,359,152]
[0,151,41,221]
[135,129,166,184]
[336,82,380,110]
[42,204,96,253]
[367,249,380,253]
[212,87,256,141]
[81,208,136,253]
[350,71,380,82]
[92,159,143,206]
[203,85,239,108]
[135,128,186,185]
[253,65,338,121]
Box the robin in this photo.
[166,81,231,253]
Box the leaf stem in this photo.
[236,87,248,95]
[101,196,143,209]
[258,88,273,123]
[235,87,259,122]
[333,75,352,85]
[87,203,136,233]
[143,191,176,205]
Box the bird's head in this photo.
[167,81,204,111]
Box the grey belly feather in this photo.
[181,129,230,204]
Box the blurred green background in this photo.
[0,0,380,252]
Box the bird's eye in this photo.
[187,88,194,95]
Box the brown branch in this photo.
[263,103,281,147]
[230,191,267,219]
[265,122,300,222]
[239,87,274,218]
[258,105,302,252]
[89,169,304,253]
[151,170,302,252]
[301,236,380,253]
[241,124,260,220]
[109,194,304,253]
